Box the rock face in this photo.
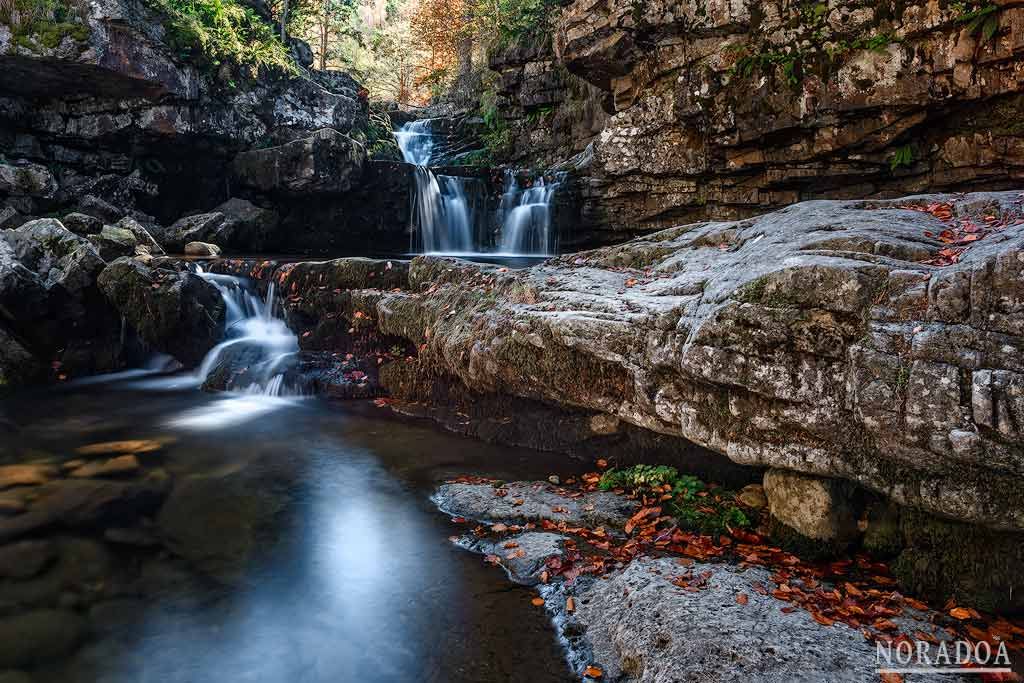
[97,258,225,367]
[0,218,123,383]
[263,192,1024,537]
[0,0,410,254]
[488,0,1024,244]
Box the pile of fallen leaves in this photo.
[899,196,1024,266]
[447,468,1024,682]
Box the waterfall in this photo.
[497,171,565,256]
[193,266,299,396]
[396,119,482,255]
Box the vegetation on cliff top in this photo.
[1,0,90,51]
[147,0,296,75]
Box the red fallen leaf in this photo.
[874,619,899,632]
[950,607,974,620]
[566,597,576,613]
[484,554,501,565]
[913,630,939,644]
[736,593,749,605]
[503,541,519,549]
[451,517,466,523]
[551,506,569,514]
[812,612,835,627]
[880,673,904,683]
[512,499,525,506]
[584,665,603,679]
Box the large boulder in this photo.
[231,128,368,196]
[97,258,225,366]
[762,469,860,542]
[328,191,1024,535]
[161,199,279,252]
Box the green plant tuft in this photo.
[599,464,754,536]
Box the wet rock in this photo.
[763,470,860,542]
[162,213,226,253]
[0,326,45,390]
[88,224,138,261]
[231,128,367,196]
[458,532,567,585]
[433,482,637,528]
[211,198,279,251]
[157,473,289,584]
[0,162,57,200]
[0,474,170,543]
[88,598,147,636]
[62,213,103,236]
[0,671,33,683]
[0,464,57,490]
[184,241,221,257]
[0,609,86,669]
[68,455,140,479]
[0,540,56,580]
[75,439,166,457]
[98,257,225,367]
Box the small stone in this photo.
[75,439,167,457]
[0,465,57,491]
[736,484,767,510]
[69,455,140,479]
[184,241,222,257]
[548,475,560,485]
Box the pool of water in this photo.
[0,380,583,682]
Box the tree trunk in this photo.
[280,0,289,42]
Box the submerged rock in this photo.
[98,257,225,367]
[0,609,86,669]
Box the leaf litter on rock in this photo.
[444,469,1024,672]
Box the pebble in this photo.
[69,455,140,479]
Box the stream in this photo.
[0,381,582,682]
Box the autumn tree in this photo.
[409,0,467,93]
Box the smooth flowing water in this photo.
[394,120,562,257]
[1,383,581,683]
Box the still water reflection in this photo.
[1,381,580,682]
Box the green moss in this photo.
[3,0,91,52]
[892,508,1024,614]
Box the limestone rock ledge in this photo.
[271,192,1024,532]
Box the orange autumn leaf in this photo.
[566,597,576,613]
[584,665,603,679]
[531,597,544,606]
[950,607,974,620]
[736,593,749,605]
[880,673,904,683]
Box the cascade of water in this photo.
[497,171,564,256]
[193,266,299,396]
[396,120,480,254]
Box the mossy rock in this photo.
[892,508,1024,614]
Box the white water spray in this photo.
[497,171,564,256]
[193,266,299,397]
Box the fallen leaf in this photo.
[950,607,973,620]
[736,593,749,605]
[566,597,576,613]
[584,665,603,679]
[531,597,545,606]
